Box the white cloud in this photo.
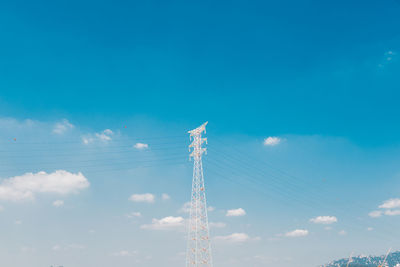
[52,244,85,251]
[53,119,74,135]
[103,129,113,135]
[21,246,35,253]
[111,250,139,257]
[379,198,400,209]
[82,129,114,144]
[310,216,337,225]
[226,208,246,217]
[180,202,191,213]
[284,229,309,238]
[384,209,400,216]
[112,250,136,257]
[162,193,170,200]
[95,129,113,141]
[134,143,149,150]
[82,136,94,144]
[52,200,64,207]
[126,212,142,218]
[15,220,22,225]
[215,233,250,243]
[338,230,347,236]
[368,199,400,218]
[208,206,215,212]
[263,137,281,146]
[378,50,397,68]
[209,222,227,228]
[369,210,382,218]
[129,193,155,203]
[385,51,396,60]
[367,227,374,231]
[0,170,89,201]
[68,244,86,250]
[141,216,184,230]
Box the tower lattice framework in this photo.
[186,122,213,267]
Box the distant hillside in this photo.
[321,251,400,267]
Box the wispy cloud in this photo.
[129,193,155,203]
[215,233,249,243]
[112,250,138,257]
[209,222,227,228]
[368,210,382,218]
[0,170,89,201]
[379,198,400,209]
[310,216,337,224]
[126,212,142,218]
[53,119,74,135]
[96,129,113,141]
[134,143,149,150]
[369,198,400,218]
[52,200,64,207]
[21,246,35,253]
[141,216,184,231]
[338,230,347,236]
[52,244,86,251]
[52,245,61,251]
[284,229,309,238]
[384,209,400,216]
[82,129,114,144]
[179,202,191,213]
[162,193,170,200]
[226,208,246,217]
[263,137,281,146]
[378,50,397,69]
[214,233,259,243]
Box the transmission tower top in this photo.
[188,121,208,137]
[188,122,208,160]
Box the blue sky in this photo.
[0,0,400,266]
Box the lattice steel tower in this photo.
[186,122,213,267]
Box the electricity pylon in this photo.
[186,122,213,267]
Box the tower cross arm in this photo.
[188,121,208,136]
[189,138,207,149]
[189,148,207,159]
